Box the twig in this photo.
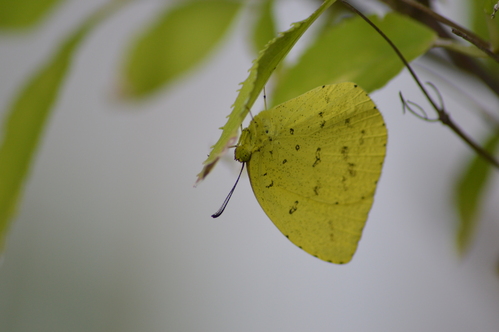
[393,0,490,50]
[340,0,499,169]
[379,0,499,96]
[452,29,499,63]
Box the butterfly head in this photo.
[234,128,254,163]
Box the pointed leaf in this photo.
[455,130,499,255]
[0,4,117,252]
[251,0,277,54]
[197,0,337,182]
[272,12,437,105]
[122,0,241,98]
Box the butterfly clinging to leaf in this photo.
[231,83,387,264]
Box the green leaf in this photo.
[122,0,241,98]
[472,0,499,49]
[433,38,489,58]
[0,3,118,252]
[251,0,277,54]
[471,0,492,40]
[271,12,437,105]
[455,130,499,255]
[197,0,337,182]
[482,0,499,16]
[470,0,499,75]
[0,0,62,28]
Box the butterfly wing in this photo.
[246,83,387,263]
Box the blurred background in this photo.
[1,0,499,331]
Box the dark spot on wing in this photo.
[313,185,320,195]
[282,159,287,164]
[295,145,300,151]
[320,120,326,128]
[359,129,366,145]
[289,201,299,214]
[312,147,321,167]
[290,128,294,135]
[341,146,349,160]
[266,181,274,188]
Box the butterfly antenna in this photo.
[263,86,268,110]
[211,163,246,218]
[247,105,254,120]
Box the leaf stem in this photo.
[340,0,499,169]
[379,0,499,96]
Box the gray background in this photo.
[1,1,499,331]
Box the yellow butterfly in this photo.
[234,83,387,264]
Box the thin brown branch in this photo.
[380,0,499,98]
[340,0,499,169]
[451,28,499,63]
[389,0,490,50]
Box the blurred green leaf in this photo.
[486,17,499,53]
[122,0,241,98]
[0,4,114,252]
[471,0,490,40]
[455,130,499,255]
[198,0,337,181]
[482,0,498,15]
[434,39,489,58]
[471,0,499,74]
[271,12,436,105]
[251,0,277,54]
[0,0,62,28]
[479,0,499,51]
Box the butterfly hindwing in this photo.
[239,83,387,263]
